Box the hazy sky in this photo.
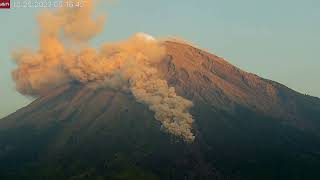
[0,0,319,118]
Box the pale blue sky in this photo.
[1,0,320,118]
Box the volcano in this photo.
[1,41,320,180]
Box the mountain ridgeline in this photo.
[0,41,320,180]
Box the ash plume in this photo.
[11,0,195,141]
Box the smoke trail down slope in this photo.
[11,0,195,141]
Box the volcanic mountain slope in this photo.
[1,41,320,180]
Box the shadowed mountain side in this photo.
[0,84,222,180]
[0,41,320,180]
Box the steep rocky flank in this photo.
[0,41,320,180]
[160,41,320,131]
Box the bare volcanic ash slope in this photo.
[1,1,320,180]
[160,41,320,132]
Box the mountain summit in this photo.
[1,41,320,180]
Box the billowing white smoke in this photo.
[11,0,195,141]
